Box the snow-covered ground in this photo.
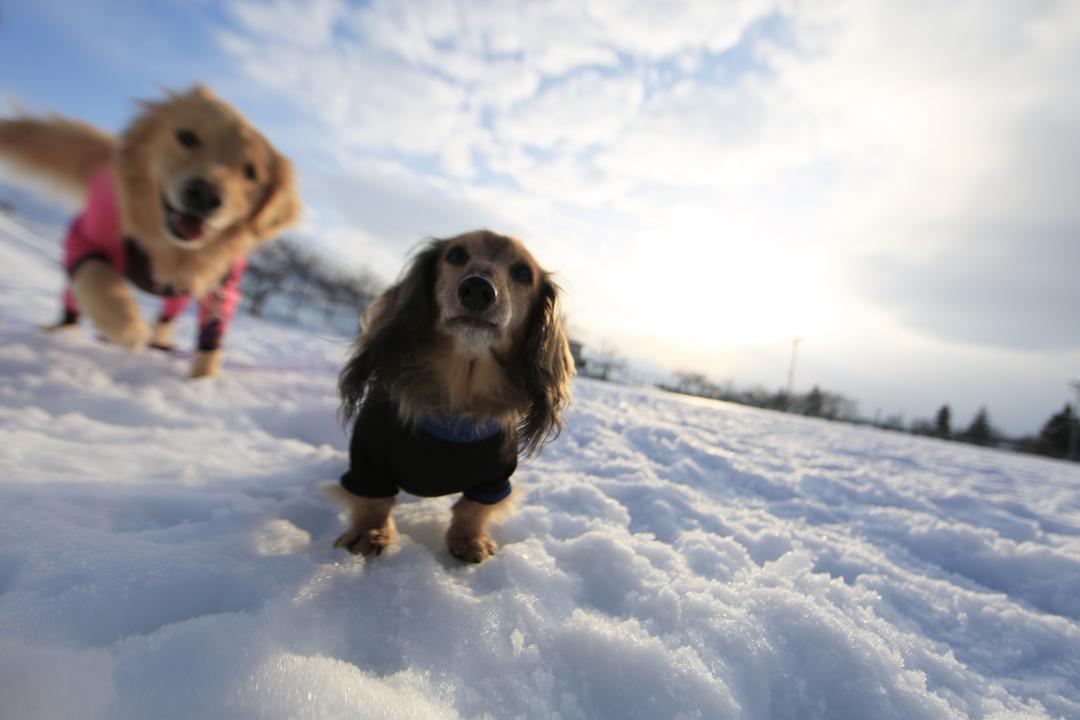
[1,210,1079,720]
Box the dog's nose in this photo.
[458,275,497,313]
[181,178,222,215]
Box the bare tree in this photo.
[242,237,380,332]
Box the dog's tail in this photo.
[0,116,117,198]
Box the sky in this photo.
[2,0,1079,436]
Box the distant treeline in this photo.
[907,402,1078,461]
[660,372,859,421]
[241,237,380,335]
[657,371,1078,463]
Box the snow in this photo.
[1,209,1079,719]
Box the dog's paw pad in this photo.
[448,535,497,563]
[335,528,394,557]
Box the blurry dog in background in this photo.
[329,230,575,562]
[0,86,300,377]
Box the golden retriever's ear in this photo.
[250,150,301,242]
[339,241,445,422]
[514,278,575,456]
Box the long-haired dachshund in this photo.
[329,230,575,562]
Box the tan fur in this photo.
[0,86,301,377]
[150,319,176,349]
[112,86,301,298]
[326,485,397,557]
[190,349,222,379]
[336,230,575,562]
[70,261,149,350]
[446,495,511,563]
[357,231,570,427]
[0,116,116,198]
[423,348,523,428]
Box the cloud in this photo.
[298,164,519,280]
[770,0,1080,350]
[215,0,1080,365]
[219,0,771,177]
[858,222,1080,351]
[494,71,644,153]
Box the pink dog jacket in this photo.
[61,168,245,351]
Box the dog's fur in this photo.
[332,230,575,561]
[0,86,300,376]
[0,115,116,199]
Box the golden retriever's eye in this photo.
[510,262,533,285]
[244,163,257,181]
[175,129,200,149]
[446,245,468,266]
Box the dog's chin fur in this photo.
[444,323,505,358]
[162,234,211,251]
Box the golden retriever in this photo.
[329,230,575,562]
[0,85,300,377]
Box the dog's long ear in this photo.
[339,241,444,422]
[249,149,300,242]
[514,278,575,456]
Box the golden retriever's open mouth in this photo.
[161,195,207,242]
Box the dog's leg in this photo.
[190,349,222,378]
[71,261,149,350]
[332,494,397,557]
[446,496,508,563]
[149,318,175,351]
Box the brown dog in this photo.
[331,230,575,562]
[0,86,300,376]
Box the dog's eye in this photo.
[175,129,200,149]
[244,163,257,181]
[510,262,533,285]
[445,245,468,266]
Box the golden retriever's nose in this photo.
[458,275,497,313]
[181,178,222,215]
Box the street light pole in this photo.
[786,337,802,401]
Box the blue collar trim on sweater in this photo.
[417,413,502,443]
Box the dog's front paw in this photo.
[112,320,151,351]
[447,532,497,563]
[334,525,396,556]
[190,349,222,378]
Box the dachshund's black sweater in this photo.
[340,388,516,505]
